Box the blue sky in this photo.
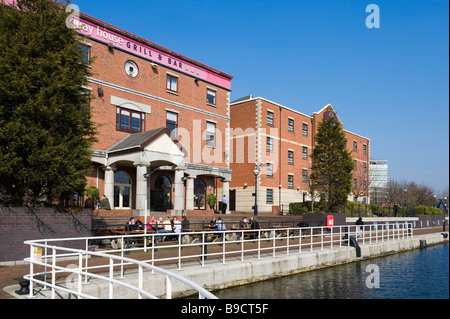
[72,0,449,193]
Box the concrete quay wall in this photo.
[14,232,447,299]
[82,232,449,299]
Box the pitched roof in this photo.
[107,127,170,154]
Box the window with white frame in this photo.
[302,123,308,136]
[77,43,90,64]
[267,137,273,152]
[302,146,308,160]
[207,89,216,105]
[267,111,274,126]
[353,141,358,152]
[288,150,294,165]
[302,169,308,183]
[266,163,273,178]
[166,111,178,137]
[167,74,178,92]
[288,175,294,189]
[206,122,216,148]
[288,118,294,132]
[266,189,273,204]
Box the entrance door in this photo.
[114,171,132,209]
[154,175,172,211]
[229,189,236,211]
[194,178,206,209]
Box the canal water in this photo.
[214,243,449,299]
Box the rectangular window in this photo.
[288,175,294,189]
[166,111,178,137]
[303,123,308,136]
[167,74,178,92]
[363,162,367,173]
[116,107,144,133]
[363,144,367,155]
[302,169,308,183]
[267,111,274,126]
[207,89,216,105]
[266,163,273,178]
[288,150,294,165]
[302,146,308,160]
[288,118,294,132]
[206,122,216,148]
[77,44,90,63]
[267,137,273,152]
[353,141,358,152]
[354,160,357,171]
[266,189,273,204]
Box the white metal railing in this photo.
[23,222,413,299]
[23,240,217,299]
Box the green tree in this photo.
[309,107,354,212]
[0,0,96,206]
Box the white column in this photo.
[103,165,116,209]
[134,162,149,217]
[186,176,196,211]
[173,167,185,215]
[222,179,230,214]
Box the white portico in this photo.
[91,127,232,217]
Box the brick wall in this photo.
[0,207,92,263]
[87,39,230,169]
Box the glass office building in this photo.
[369,160,388,204]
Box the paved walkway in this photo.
[1,227,446,299]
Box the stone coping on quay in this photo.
[3,230,448,299]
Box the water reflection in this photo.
[214,244,449,299]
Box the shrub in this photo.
[85,186,100,205]
[206,193,216,209]
[289,202,310,215]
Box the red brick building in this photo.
[229,96,370,213]
[73,12,233,218]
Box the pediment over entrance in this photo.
[106,127,186,167]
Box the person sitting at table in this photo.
[181,216,190,231]
[173,217,182,233]
[157,217,173,241]
[239,217,248,229]
[125,217,139,232]
[249,217,260,239]
[215,217,226,231]
[249,217,260,230]
[209,217,217,226]
[147,216,157,231]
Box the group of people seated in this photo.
[238,217,260,229]
[125,216,262,232]
[208,217,226,231]
[125,216,190,234]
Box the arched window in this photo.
[114,171,132,209]
[154,175,172,211]
[194,178,206,210]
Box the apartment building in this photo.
[73,12,233,217]
[229,96,370,213]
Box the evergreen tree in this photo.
[309,107,354,212]
[0,0,96,206]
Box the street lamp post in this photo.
[253,168,259,217]
[444,196,447,232]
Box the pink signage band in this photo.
[72,16,232,91]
